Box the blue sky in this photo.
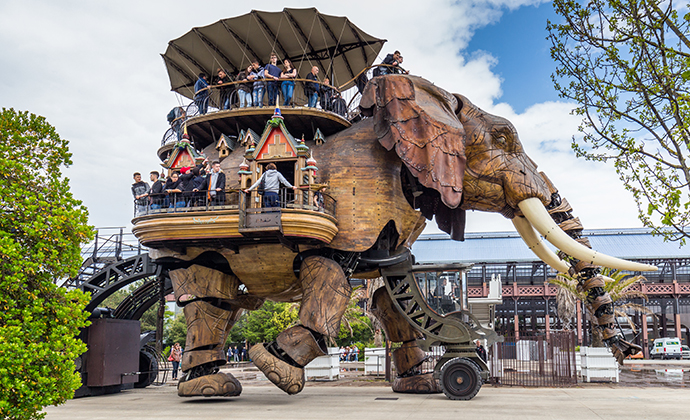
[467,2,557,112]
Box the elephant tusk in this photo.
[512,216,570,273]
[517,198,657,272]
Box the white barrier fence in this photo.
[580,346,619,383]
[304,347,340,381]
[364,347,386,375]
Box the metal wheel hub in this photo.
[439,357,482,400]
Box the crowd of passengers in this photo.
[191,50,407,117]
[131,160,318,217]
[193,52,347,116]
[131,158,226,216]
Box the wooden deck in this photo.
[132,207,338,248]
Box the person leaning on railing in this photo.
[244,162,297,208]
[374,50,409,77]
[178,160,207,207]
[164,171,184,208]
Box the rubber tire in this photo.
[439,357,482,400]
[134,350,158,388]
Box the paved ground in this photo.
[44,382,690,420]
[44,363,690,420]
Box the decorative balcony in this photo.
[132,188,337,249]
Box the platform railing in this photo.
[62,227,145,288]
[160,64,410,147]
[134,187,336,218]
[187,78,347,115]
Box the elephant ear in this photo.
[360,75,467,241]
[360,75,466,209]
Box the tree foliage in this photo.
[551,268,653,346]
[0,108,93,419]
[336,287,374,347]
[548,0,690,242]
[165,314,188,348]
[227,301,299,345]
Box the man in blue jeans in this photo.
[305,66,320,108]
[264,53,282,106]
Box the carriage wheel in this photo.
[439,357,482,400]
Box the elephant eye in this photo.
[491,126,514,150]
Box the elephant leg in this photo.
[545,190,642,362]
[169,265,262,397]
[370,287,441,394]
[248,256,350,395]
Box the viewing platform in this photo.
[132,189,337,249]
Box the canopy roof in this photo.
[162,8,386,99]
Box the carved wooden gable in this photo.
[252,118,298,161]
[164,141,203,170]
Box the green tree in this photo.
[0,108,92,419]
[548,0,690,242]
[165,314,188,348]
[336,288,374,348]
[227,301,298,345]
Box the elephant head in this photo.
[360,75,654,273]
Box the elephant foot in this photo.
[177,372,242,397]
[392,373,441,394]
[249,343,304,395]
[606,336,642,364]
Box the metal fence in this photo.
[489,331,577,387]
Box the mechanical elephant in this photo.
[170,74,653,398]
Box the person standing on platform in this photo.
[248,61,265,107]
[166,106,186,140]
[244,162,297,208]
[305,66,320,108]
[131,172,149,217]
[165,171,183,208]
[194,73,210,115]
[237,65,253,108]
[149,171,164,210]
[215,68,234,110]
[199,161,226,205]
[280,59,297,106]
[264,53,282,107]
